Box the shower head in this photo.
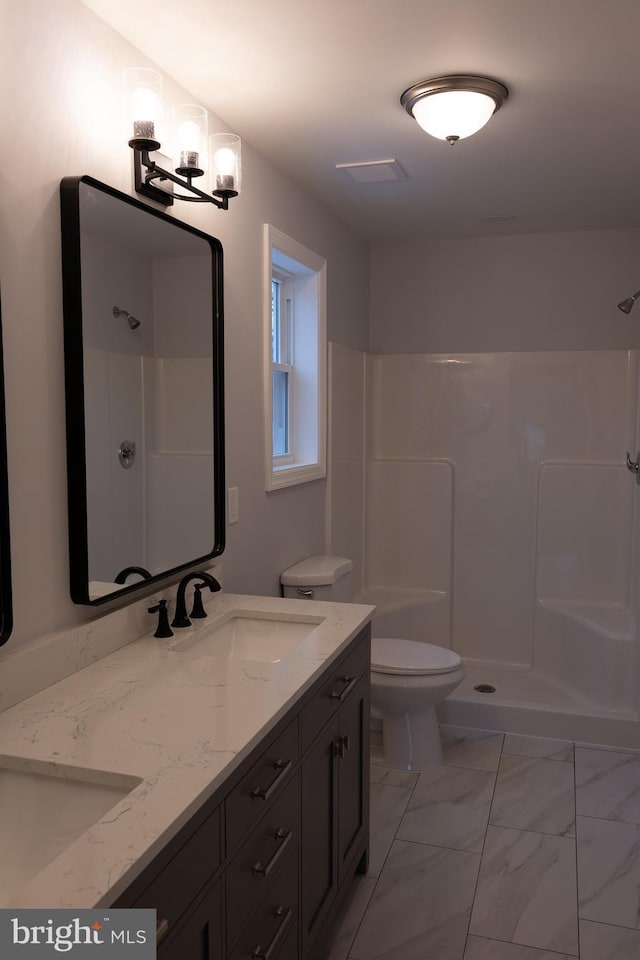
[113,306,141,330]
[617,290,640,314]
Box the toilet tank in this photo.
[280,555,352,602]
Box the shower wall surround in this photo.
[328,344,640,721]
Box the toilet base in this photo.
[378,706,443,772]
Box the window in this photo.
[264,225,326,490]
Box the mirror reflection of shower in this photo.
[617,290,640,314]
[112,305,141,329]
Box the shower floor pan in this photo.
[438,659,640,750]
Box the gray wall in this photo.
[0,0,369,652]
[370,230,640,354]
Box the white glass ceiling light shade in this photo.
[173,104,208,177]
[401,76,509,144]
[209,133,242,195]
[123,68,163,150]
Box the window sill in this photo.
[266,461,326,491]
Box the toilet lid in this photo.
[371,638,462,676]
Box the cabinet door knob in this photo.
[251,905,294,960]
[333,734,351,759]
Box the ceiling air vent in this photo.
[336,159,408,183]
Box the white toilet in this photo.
[280,555,465,772]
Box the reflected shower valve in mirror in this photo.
[118,441,136,469]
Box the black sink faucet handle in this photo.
[190,584,207,619]
[172,571,221,629]
[148,599,174,638]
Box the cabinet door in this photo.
[300,719,339,953]
[337,676,370,883]
[160,880,222,960]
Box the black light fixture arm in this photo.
[132,147,238,210]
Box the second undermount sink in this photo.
[0,756,141,905]
[173,610,326,662]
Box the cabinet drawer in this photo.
[133,806,221,935]
[228,851,298,960]
[226,718,299,853]
[227,774,300,946]
[300,636,370,752]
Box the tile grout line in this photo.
[460,732,505,953]
[572,740,581,959]
[345,769,423,960]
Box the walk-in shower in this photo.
[328,343,640,750]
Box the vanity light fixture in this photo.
[123,68,241,210]
[401,75,509,144]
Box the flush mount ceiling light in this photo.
[401,75,509,145]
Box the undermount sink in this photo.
[0,756,141,904]
[173,610,326,662]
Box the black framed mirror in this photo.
[60,176,225,605]
[0,293,12,643]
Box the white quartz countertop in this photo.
[0,593,373,909]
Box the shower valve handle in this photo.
[625,451,640,483]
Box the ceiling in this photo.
[81,0,640,243]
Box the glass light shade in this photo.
[411,90,496,141]
[209,133,242,194]
[123,68,163,147]
[173,104,208,175]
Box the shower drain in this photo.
[474,683,496,694]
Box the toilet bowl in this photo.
[279,556,464,772]
[371,638,464,771]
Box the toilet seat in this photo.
[371,637,462,676]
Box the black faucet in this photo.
[148,599,174,638]
[171,571,221,628]
[114,565,152,584]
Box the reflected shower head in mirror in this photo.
[617,290,640,314]
[112,305,141,329]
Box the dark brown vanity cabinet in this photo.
[113,624,370,959]
[300,674,369,955]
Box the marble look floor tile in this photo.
[351,839,479,960]
[469,825,578,955]
[579,919,640,960]
[397,765,495,853]
[490,755,575,837]
[577,816,640,929]
[317,876,377,960]
[463,935,576,959]
[370,764,419,789]
[575,747,640,823]
[503,735,574,763]
[367,782,412,878]
[440,725,504,772]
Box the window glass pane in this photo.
[272,369,289,456]
[271,279,280,363]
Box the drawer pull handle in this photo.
[251,758,293,801]
[156,918,170,945]
[334,734,351,759]
[251,905,294,960]
[252,828,293,877]
[330,675,356,702]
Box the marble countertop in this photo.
[0,592,373,909]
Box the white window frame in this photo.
[271,270,294,465]
[263,224,327,491]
